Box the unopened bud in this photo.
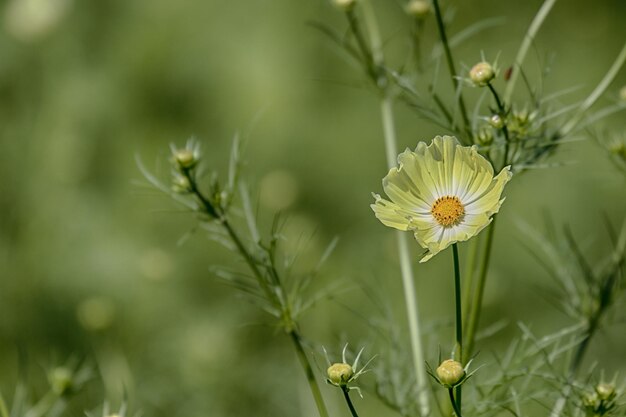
[327,363,354,386]
[405,0,431,19]
[596,383,616,401]
[583,391,599,409]
[489,114,504,129]
[332,0,356,11]
[49,367,73,396]
[436,359,465,387]
[608,141,626,159]
[476,127,493,145]
[469,62,495,86]
[174,149,197,169]
[172,174,191,193]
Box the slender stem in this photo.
[462,236,479,334]
[431,0,471,138]
[342,387,361,417]
[503,0,557,103]
[361,1,430,413]
[464,217,497,363]
[452,243,463,411]
[448,388,464,417]
[412,20,424,72]
[345,9,377,83]
[487,82,511,168]
[290,332,331,417]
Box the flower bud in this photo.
[436,359,465,387]
[620,85,626,101]
[405,0,431,19]
[327,363,354,386]
[489,114,504,129]
[49,367,73,395]
[609,141,626,159]
[173,148,198,170]
[476,126,493,146]
[469,62,495,86]
[596,383,616,401]
[332,0,356,11]
[172,174,192,193]
[582,392,599,409]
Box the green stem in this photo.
[487,83,511,168]
[290,332,331,417]
[464,217,497,363]
[346,9,378,83]
[342,387,361,417]
[448,388,464,417]
[360,1,430,412]
[462,236,479,333]
[381,97,431,417]
[431,0,471,139]
[452,243,463,411]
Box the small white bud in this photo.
[173,149,198,169]
[469,62,495,86]
[596,383,617,401]
[332,0,356,11]
[405,0,431,19]
[489,114,504,129]
[49,367,73,395]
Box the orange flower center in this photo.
[431,196,465,227]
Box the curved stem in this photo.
[342,387,361,417]
[431,0,470,139]
[464,217,497,363]
[452,243,463,411]
[448,388,464,417]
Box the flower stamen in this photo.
[431,196,465,227]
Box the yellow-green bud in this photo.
[49,367,73,395]
[174,149,197,169]
[596,383,616,401]
[583,392,599,409]
[436,359,465,387]
[620,85,626,101]
[405,0,431,19]
[332,0,356,11]
[172,174,191,193]
[327,363,354,385]
[469,62,495,86]
[608,141,626,159]
[489,114,504,129]
[476,126,494,145]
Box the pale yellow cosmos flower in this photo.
[372,135,512,262]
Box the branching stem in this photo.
[183,170,329,417]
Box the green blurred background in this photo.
[0,0,625,415]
